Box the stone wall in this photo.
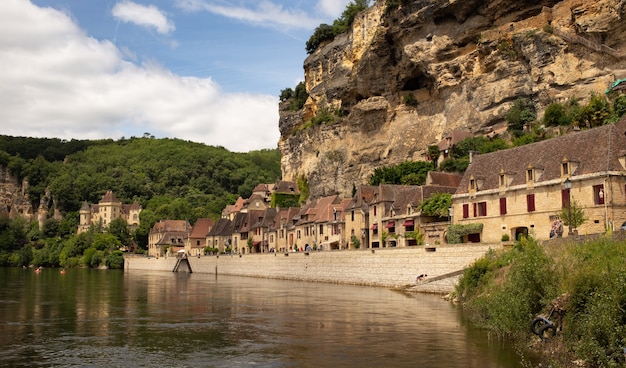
[125,243,501,290]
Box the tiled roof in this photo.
[189,218,214,238]
[207,218,233,236]
[427,171,463,188]
[345,185,377,211]
[155,231,188,245]
[150,220,190,233]
[456,117,626,194]
[99,190,120,203]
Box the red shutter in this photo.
[473,203,477,217]
[561,189,569,208]
[462,204,469,218]
[500,197,507,215]
[527,194,536,212]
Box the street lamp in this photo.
[563,178,573,236]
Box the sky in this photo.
[0,0,353,152]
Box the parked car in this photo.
[621,221,626,231]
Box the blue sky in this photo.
[0,0,353,152]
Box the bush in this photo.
[458,238,557,339]
[105,250,124,269]
[543,102,571,126]
[560,238,626,366]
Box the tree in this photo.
[558,199,587,231]
[305,23,335,54]
[351,234,360,249]
[612,95,626,119]
[576,93,611,128]
[506,98,536,133]
[543,102,570,126]
[108,217,132,249]
[305,1,371,54]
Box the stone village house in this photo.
[452,116,626,243]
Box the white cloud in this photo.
[112,1,175,35]
[316,0,352,18]
[175,0,322,29]
[0,0,279,152]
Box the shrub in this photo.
[560,238,626,366]
[458,238,557,339]
[446,223,483,244]
[402,94,418,107]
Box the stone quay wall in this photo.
[125,243,501,290]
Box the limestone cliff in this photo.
[278,0,626,199]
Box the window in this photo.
[527,194,536,212]
[527,169,534,182]
[475,202,487,217]
[593,184,605,205]
[373,206,377,216]
[499,197,507,215]
[562,162,569,176]
[351,211,354,221]
[462,204,469,219]
[196,240,200,246]
[499,174,506,187]
[319,224,324,235]
[470,179,476,190]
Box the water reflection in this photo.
[0,268,527,367]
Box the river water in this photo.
[0,268,532,367]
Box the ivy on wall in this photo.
[447,223,483,244]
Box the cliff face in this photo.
[278,0,626,199]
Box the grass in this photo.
[454,236,626,367]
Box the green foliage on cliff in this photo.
[456,236,626,366]
[305,0,371,54]
[280,81,308,111]
[271,192,300,208]
[506,97,536,134]
[369,161,434,186]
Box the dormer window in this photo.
[561,158,578,177]
[499,174,506,187]
[470,179,476,190]
[562,162,570,176]
[526,168,534,182]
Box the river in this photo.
[0,267,532,367]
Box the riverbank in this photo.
[125,243,501,292]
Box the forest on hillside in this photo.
[0,135,281,256]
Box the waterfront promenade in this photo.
[125,243,502,293]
